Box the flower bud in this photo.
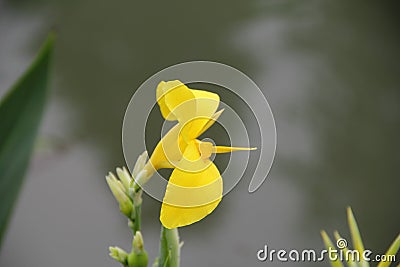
[133,151,148,177]
[128,231,148,267]
[106,173,133,217]
[117,167,133,191]
[134,169,149,190]
[109,246,128,264]
[133,231,144,253]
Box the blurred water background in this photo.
[0,0,399,266]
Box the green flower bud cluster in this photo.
[106,151,150,267]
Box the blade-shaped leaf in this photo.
[321,230,345,267]
[0,33,54,244]
[334,231,359,267]
[377,234,400,267]
[347,207,369,267]
[347,207,368,267]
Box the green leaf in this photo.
[377,234,400,267]
[347,207,369,267]
[333,231,359,267]
[321,230,345,267]
[0,33,54,244]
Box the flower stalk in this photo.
[158,226,181,267]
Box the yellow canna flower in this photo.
[144,80,255,229]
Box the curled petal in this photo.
[156,81,221,141]
[147,124,187,170]
[156,80,196,122]
[183,89,220,139]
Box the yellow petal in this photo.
[156,81,221,142]
[156,81,177,121]
[160,141,222,228]
[213,146,257,154]
[191,89,220,119]
[147,124,187,170]
[160,198,221,229]
[182,89,220,140]
[156,80,196,122]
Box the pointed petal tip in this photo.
[213,145,256,154]
[215,108,225,115]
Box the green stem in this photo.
[158,226,180,267]
[133,204,141,233]
[130,189,143,234]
